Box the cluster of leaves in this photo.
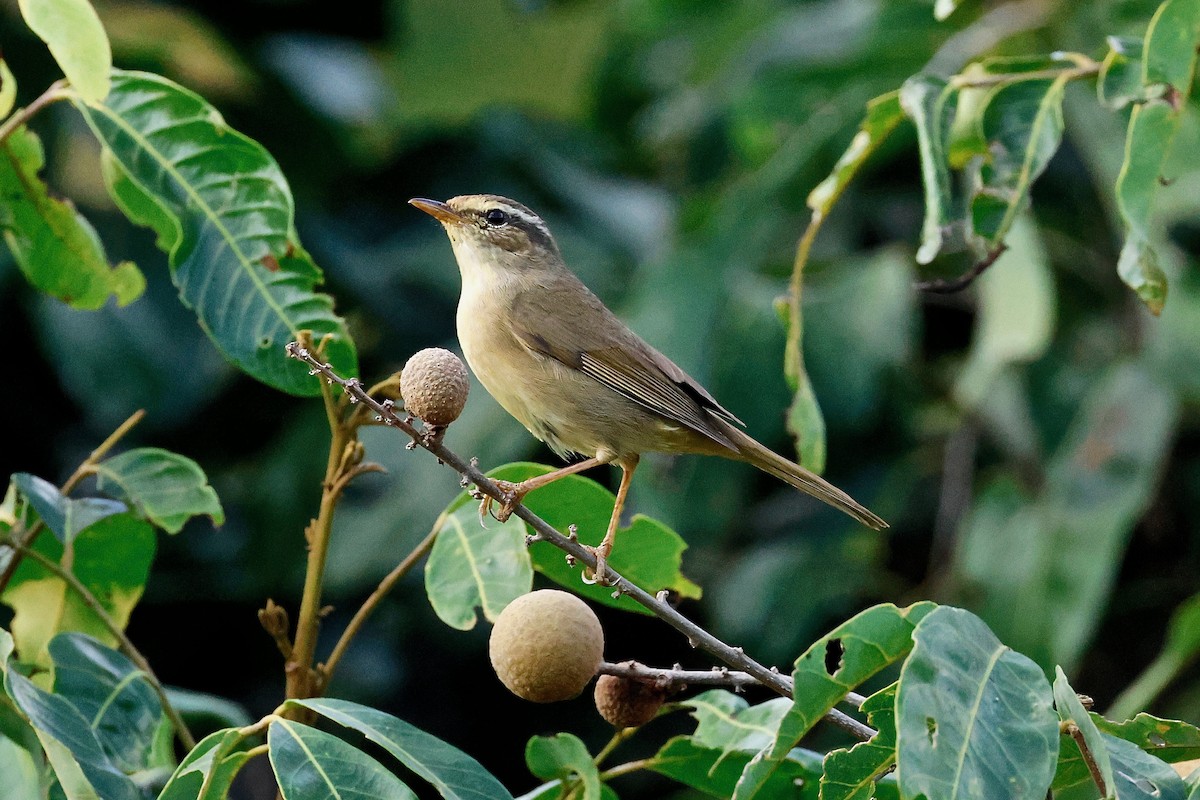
[2,0,1199,799]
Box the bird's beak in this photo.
[409,198,466,225]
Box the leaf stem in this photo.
[320,512,445,681]
[0,80,72,146]
[593,727,639,768]
[948,60,1100,89]
[286,343,877,743]
[914,243,1008,293]
[15,543,196,749]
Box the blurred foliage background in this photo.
[1,0,1198,796]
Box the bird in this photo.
[410,194,886,582]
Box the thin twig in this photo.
[16,544,195,749]
[0,410,146,594]
[320,512,445,682]
[1064,722,1109,798]
[599,660,765,692]
[286,343,876,743]
[914,244,1008,294]
[0,80,72,146]
[593,727,639,768]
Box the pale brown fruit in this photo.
[400,347,469,426]
[594,674,666,728]
[489,590,604,703]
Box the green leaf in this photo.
[1143,0,1200,93]
[1094,712,1200,763]
[290,697,515,800]
[1099,37,1147,109]
[525,734,600,800]
[164,688,252,731]
[12,473,126,545]
[3,512,155,667]
[684,691,791,761]
[450,464,700,615]
[3,668,137,800]
[1055,733,1187,800]
[0,728,42,800]
[899,75,956,264]
[819,684,898,800]
[268,719,416,800]
[650,736,824,800]
[970,76,1067,245]
[0,126,144,309]
[955,216,1056,408]
[73,70,357,395]
[100,149,179,252]
[895,606,1058,800]
[17,0,112,102]
[806,92,905,220]
[735,602,935,799]
[1055,667,1116,799]
[92,448,224,534]
[48,633,164,774]
[0,58,16,120]
[424,504,532,631]
[157,728,252,800]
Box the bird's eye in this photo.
[484,209,509,226]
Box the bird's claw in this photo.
[582,546,615,587]
[477,479,524,527]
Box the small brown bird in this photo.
[411,195,886,580]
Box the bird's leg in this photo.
[584,458,637,586]
[480,457,604,524]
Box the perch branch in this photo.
[598,660,765,692]
[286,343,876,743]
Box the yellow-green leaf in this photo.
[17,0,112,102]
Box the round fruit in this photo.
[489,590,604,703]
[400,348,469,426]
[594,674,666,728]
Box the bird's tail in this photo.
[727,428,888,530]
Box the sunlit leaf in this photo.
[17,0,111,102]
[74,70,357,395]
[1055,667,1116,799]
[734,602,935,799]
[448,464,700,615]
[820,684,898,800]
[526,734,600,800]
[895,606,1058,800]
[290,697,514,800]
[900,75,956,264]
[3,512,155,667]
[424,504,532,631]
[93,448,224,534]
[48,633,163,774]
[268,719,416,800]
[0,126,144,309]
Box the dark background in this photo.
[2,0,1198,797]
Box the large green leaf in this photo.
[0,126,143,309]
[93,448,224,534]
[3,666,137,800]
[73,70,356,395]
[424,504,532,631]
[17,0,111,102]
[734,602,935,799]
[525,734,599,800]
[969,75,1067,246]
[11,473,126,545]
[649,736,826,800]
[3,512,155,667]
[1113,0,1200,314]
[819,684,898,800]
[268,719,416,800]
[449,464,700,614]
[1094,712,1200,764]
[1054,733,1187,800]
[48,633,164,774]
[895,606,1058,800]
[289,697,514,800]
[1055,667,1116,799]
[899,75,956,264]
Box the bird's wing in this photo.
[509,281,744,451]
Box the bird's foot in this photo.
[478,479,526,526]
[581,546,615,587]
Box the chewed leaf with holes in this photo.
[73,70,356,394]
[1094,712,1200,763]
[732,602,934,799]
[895,606,1058,800]
[424,504,532,630]
[820,684,899,800]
